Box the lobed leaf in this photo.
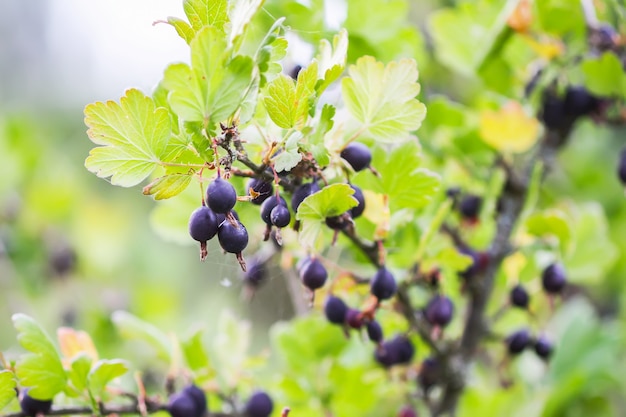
[68,354,92,393]
[181,329,211,371]
[88,360,129,397]
[581,52,626,98]
[341,57,426,142]
[84,89,171,187]
[228,0,264,46]
[0,371,16,411]
[183,0,228,33]
[142,173,193,200]
[12,314,67,399]
[163,27,254,132]
[296,183,358,249]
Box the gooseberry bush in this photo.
[2,0,626,416]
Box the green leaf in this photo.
[111,311,172,362]
[264,75,297,129]
[88,360,129,397]
[228,0,264,46]
[341,57,426,141]
[85,89,171,187]
[165,17,195,44]
[255,18,288,87]
[355,141,440,212]
[183,0,228,33]
[181,329,211,371]
[581,52,626,98]
[12,314,67,400]
[142,173,193,200]
[0,371,16,411]
[315,29,348,95]
[68,354,92,393]
[264,63,318,129]
[525,210,572,252]
[296,183,358,249]
[163,26,254,130]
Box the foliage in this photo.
[1,0,626,417]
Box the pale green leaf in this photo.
[316,29,348,95]
[184,0,228,32]
[85,89,170,187]
[88,360,129,396]
[264,75,297,128]
[228,0,264,46]
[273,149,302,173]
[255,17,287,87]
[582,52,626,98]
[0,371,16,411]
[166,17,195,44]
[142,173,193,200]
[68,354,92,393]
[341,57,426,141]
[181,329,211,371]
[296,183,358,249]
[12,314,67,400]
[111,311,172,363]
[163,27,253,130]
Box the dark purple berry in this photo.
[291,182,320,213]
[270,204,291,228]
[168,393,198,417]
[564,86,599,117]
[206,178,238,214]
[345,308,364,329]
[260,195,287,225]
[424,295,454,327]
[398,405,418,417]
[534,336,553,359]
[510,285,530,309]
[349,184,366,218]
[540,91,566,130]
[417,357,440,393]
[244,391,273,417]
[594,24,618,50]
[247,178,273,205]
[375,335,414,368]
[243,258,267,287]
[506,329,531,355]
[288,64,303,80]
[341,142,372,172]
[618,148,626,185]
[366,320,383,343]
[20,391,52,417]
[370,267,397,300]
[324,296,348,324]
[541,263,567,294]
[216,209,239,226]
[189,206,219,242]
[459,194,482,220]
[299,257,328,290]
[182,384,207,416]
[325,214,351,230]
[217,220,248,253]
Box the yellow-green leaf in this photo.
[142,174,193,200]
[341,56,426,141]
[0,371,16,411]
[12,314,67,400]
[84,89,171,187]
[479,101,539,154]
